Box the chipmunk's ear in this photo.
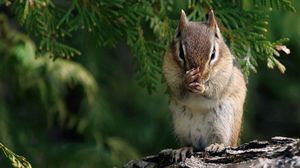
[207,9,221,38]
[207,10,217,27]
[178,10,188,33]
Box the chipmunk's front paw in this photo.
[205,143,225,153]
[185,68,205,94]
[187,82,205,94]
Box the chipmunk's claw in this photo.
[205,143,225,153]
[186,68,200,81]
[172,147,194,162]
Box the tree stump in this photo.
[123,137,300,168]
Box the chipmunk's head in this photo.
[172,10,225,82]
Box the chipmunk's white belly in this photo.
[183,94,217,111]
[169,98,233,150]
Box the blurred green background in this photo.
[0,0,300,167]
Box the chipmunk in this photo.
[163,10,247,161]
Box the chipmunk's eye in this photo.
[178,41,185,62]
[209,47,217,64]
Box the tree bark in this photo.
[123,137,300,168]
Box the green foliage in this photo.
[0,13,141,167]
[1,0,174,92]
[252,0,295,12]
[0,14,98,129]
[187,0,294,76]
[1,0,294,92]
[0,143,32,168]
